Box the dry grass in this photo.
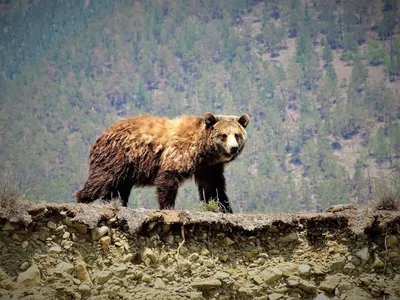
[371,179,399,212]
[0,181,32,225]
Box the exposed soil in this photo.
[0,201,400,299]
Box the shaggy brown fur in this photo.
[76,112,249,213]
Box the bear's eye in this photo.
[221,134,227,140]
[235,134,240,140]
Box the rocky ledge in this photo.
[0,201,400,299]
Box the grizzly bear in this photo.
[76,112,249,213]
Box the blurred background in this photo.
[0,0,399,213]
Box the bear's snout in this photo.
[230,146,238,155]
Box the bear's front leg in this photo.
[194,165,233,213]
[155,171,180,210]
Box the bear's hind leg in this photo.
[155,172,179,210]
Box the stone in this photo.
[142,248,157,263]
[189,253,199,261]
[73,222,88,234]
[97,270,112,284]
[189,292,206,300]
[55,262,74,274]
[225,237,235,246]
[374,254,385,269]
[47,221,57,229]
[343,263,356,275]
[21,241,29,249]
[20,262,30,271]
[111,264,127,277]
[252,275,264,285]
[348,254,361,266]
[200,249,210,256]
[387,235,398,248]
[314,295,329,300]
[75,261,92,284]
[2,222,15,231]
[154,278,166,289]
[286,276,300,287]
[99,236,111,249]
[203,259,215,268]
[48,245,62,254]
[17,264,41,287]
[180,260,191,272]
[269,293,284,300]
[192,279,222,289]
[179,245,189,255]
[356,247,370,262]
[142,274,152,283]
[298,282,318,294]
[298,264,311,276]
[261,267,283,284]
[91,226,109,241]
[280,263,299,277]
[319,275,340,294]
[219,255,229,262]
[278,232,298,243]
[122,253,133,263]
[166,234,174,245]
[78,284,91,293]
[330,260,345,271]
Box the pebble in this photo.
[20,262,30,271]
[319,275,340,294]
[122,253,134,263]
[74,222,88,234]
[97,270,113,284]
[62,231,70,239]
[91,226,109,241]
[298,264,311,276]
[225,237,235,246]
[154,278,166,289]
[99,236,111,248]
[261,267,282,284]
[47,221,57,230]
[203,259,215,268]
[17,264,41,287]
[21,241,29,248]
[298,281,318,294]
[142,248,157,263]
[2,222,15,231]
[278,232,298,243]
[269,293,284,300]
[386,235,398,248]
[142,274,152,283]
[48,245,62,254]
[286,276,300,287]
[55,262,74,274]
[314,294,329,300]
[356,247,370,262]
[78,284,91,293]
[192,279,222,289]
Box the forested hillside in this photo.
[0,0,399,213]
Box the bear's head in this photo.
[204,112,250,163]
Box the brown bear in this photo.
[76,112,249,213]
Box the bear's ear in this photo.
[238,114,250,128]
[204,112,217,128]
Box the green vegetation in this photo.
[200,199,222,213]
[0,0,399,212]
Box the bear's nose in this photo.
[230,146,238,155]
